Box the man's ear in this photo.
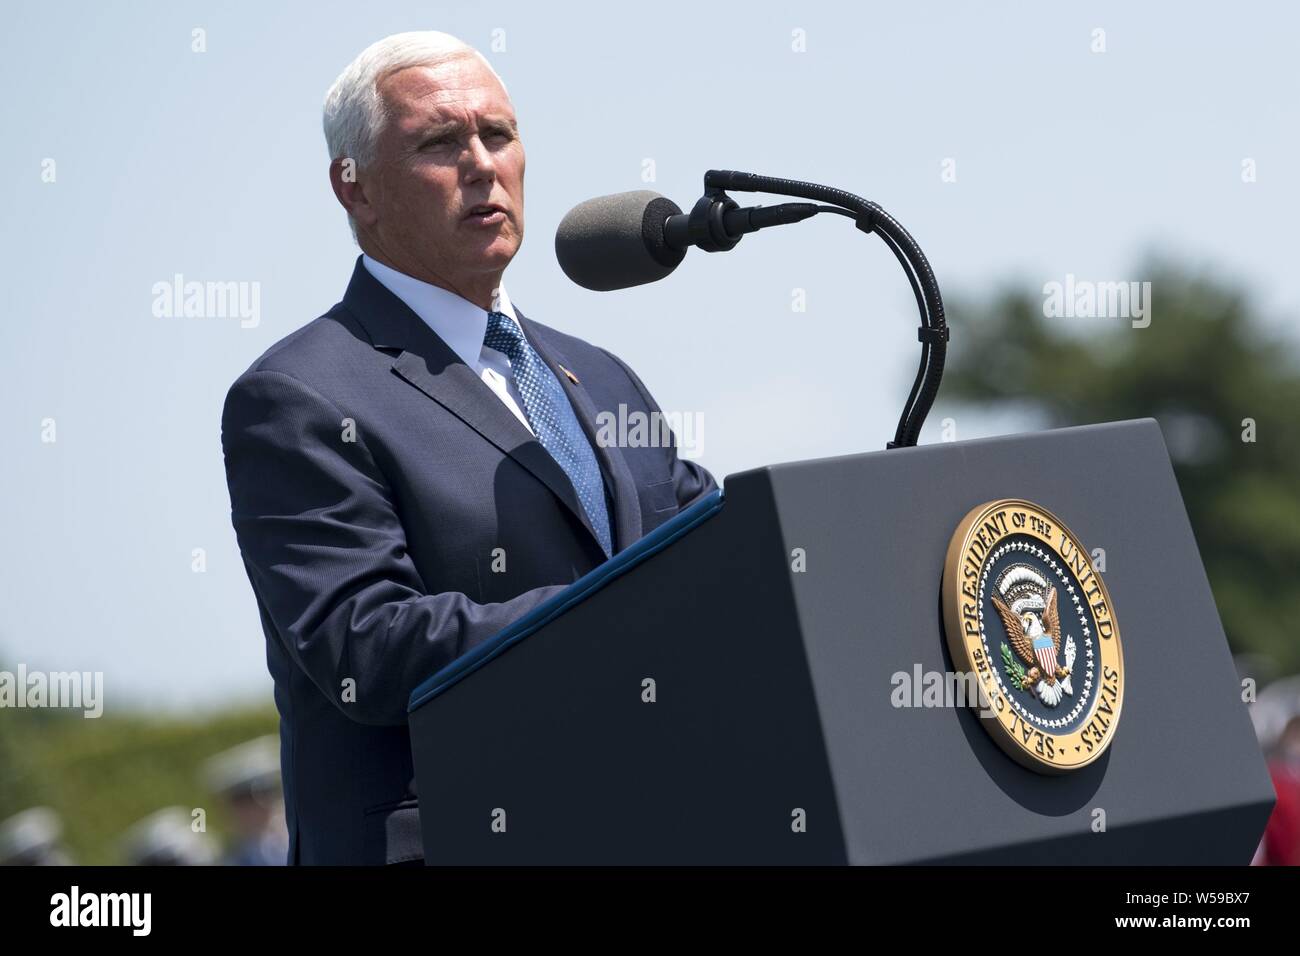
[329,158,379,230]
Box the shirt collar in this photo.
[361,254,517,370]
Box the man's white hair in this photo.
[323,31,507,169]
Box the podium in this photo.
[407,419,1274,864]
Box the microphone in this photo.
[552,169,950,450]
[554,189,820,292]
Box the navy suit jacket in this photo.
[221,257,718,864]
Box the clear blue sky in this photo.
[3,0,1296,710]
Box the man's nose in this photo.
[461,135,496,183]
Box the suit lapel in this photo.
[516,308,643,552]
[340,257,639,555]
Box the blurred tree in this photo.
[0,676,49,817]
[939,260,1300,676]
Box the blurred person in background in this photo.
[0,807,73,866]
[120,807,218,866]
[1257,714,1300,865]
[203,737,288,866]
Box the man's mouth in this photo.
[463,203,507,226]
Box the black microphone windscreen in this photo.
[555,190,686,291]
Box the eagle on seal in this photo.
[992,564,1075,706]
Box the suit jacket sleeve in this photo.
[598,347,720,509]
[221,368,568,727]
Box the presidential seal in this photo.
[941,499,1124,773]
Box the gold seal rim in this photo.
[942,498,1125,775]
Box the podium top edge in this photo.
[724,418,1162,482]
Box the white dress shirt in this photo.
[362,254,536,436]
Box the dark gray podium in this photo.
[407,419,1273,864]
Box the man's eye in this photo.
[421,136,454,149]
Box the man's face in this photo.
[353,55,524,296]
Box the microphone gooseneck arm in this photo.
[689,170,949,450]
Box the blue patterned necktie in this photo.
[483,310,613,558]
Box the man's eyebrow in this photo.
[411,116,517,138]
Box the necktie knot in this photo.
[484,310,526,357]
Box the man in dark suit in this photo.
[220,31,717,865]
